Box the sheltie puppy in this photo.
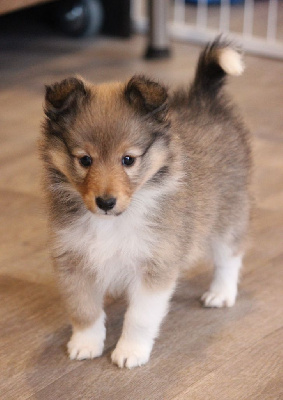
[40,38,252,368]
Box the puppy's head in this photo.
[42,75,172,216]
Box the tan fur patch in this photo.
[49,149,74,182]
[78,161,133,214]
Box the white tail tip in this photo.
[218,47,245,76]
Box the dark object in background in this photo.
[145,0,170,59]
[0,0,131,39]
[101,0,131,38]
[52,0,131,38]
[55,0,104,37]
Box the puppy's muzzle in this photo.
[95,197,117,212]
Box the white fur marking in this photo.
[219,48,244,76]
[202,240,242,308]
[67,312,106,360]
[53,182,180,296]
[111,283,175,368]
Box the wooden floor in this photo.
[0,14,283,400]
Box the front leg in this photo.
[54,257,106,360]
[67,311,106,360]
[111,279,176,369]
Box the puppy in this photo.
[40,38,251,369]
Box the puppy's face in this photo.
[42,76,171,216]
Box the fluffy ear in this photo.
[125,75,168,121]
[44,77,90,120]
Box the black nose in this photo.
[95,197,116,211]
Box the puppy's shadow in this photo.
[21,282,127,397]
[157,268,253,358]
[0,270,253,398]
[0,275,70,397]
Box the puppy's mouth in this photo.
[104,210,123,217]
[94,208,124,218]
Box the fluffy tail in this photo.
[191,37,244,97]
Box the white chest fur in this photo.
[53,187,160,294]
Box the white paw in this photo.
[67,326,105,360]
[111,340,151,369]
[201,288,237,308]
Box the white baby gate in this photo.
[132,0,283,60]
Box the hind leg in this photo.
[201,238,243,308]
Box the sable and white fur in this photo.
[40,39,252,368]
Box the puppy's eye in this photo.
[79,155,92,167]
[122,155,135,167]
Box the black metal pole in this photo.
[145,0,171,59]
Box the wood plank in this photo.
[172,328,283,400]
[1,256,281,400]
